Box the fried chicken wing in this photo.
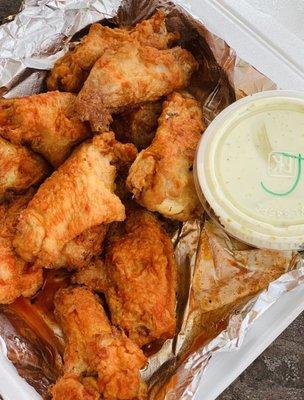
[13,132,137,268]
[0,137,49,201]
[76,44,198,131]
[112,101,162,150]
[51,287,147,400]
[0,191,43,304]
[0,91,90,167]
[47,11,177,93]
[48,225,109,270]
[74,209,177,347]
[127,91,204,221]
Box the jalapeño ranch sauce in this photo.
[195,91,304,250]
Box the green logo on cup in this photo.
[261,152,304,196]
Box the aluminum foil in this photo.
[0,1,303,399]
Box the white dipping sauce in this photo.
[195,90,304,250]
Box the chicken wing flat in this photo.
[0,191,43,304]
[112,101,162,150]
[48,225,109,270]
[76,44,198,131]
[0,137,49,201]
[74,209,177,347]
[0,91,90,167]
[51,287,147,400]
[47,11,177,93]
[13,132,137,267]
[127,91,204,221]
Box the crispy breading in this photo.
[52,376,100,400]
[112,101,163,150]
[13,132,137,267]
[51,287,147,400]
[0,137,49,201]
[47,11,177,92]
[74,209,177,347]
[0,191,43,304]
[73,258,108,292]
[76,44,198,131]
[48,225,109,270]
[0,91,90,167]
[127,91,204,221]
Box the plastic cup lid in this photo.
[195,90,304,250]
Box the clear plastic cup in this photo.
[195,90,304,250]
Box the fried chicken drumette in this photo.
[0,191,43,304]
[47,11,177,93]
[51,287,147,400]
[75,209,177,347]
[127,91,204,221]
[13,132,137,268]
[112,101,162,150]
[0,91,90,167]
[0,137,49,201]
[76,44,198,131]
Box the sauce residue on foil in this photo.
[0,270,71,396]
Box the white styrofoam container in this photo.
[186,0,304,91]
[191,1,304,398]
[0,1,304,399]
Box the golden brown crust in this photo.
[76,45,198,131]
[13,132,137,267]
[54,287,112,375]
[112,100,163,150]
[127,91,204,221]
[75,209,177,347]
[107,210,177,347]
[73,258,109,292]
[51,375,100,400]
[52,286,147,400]
[0,137,49,201]
[47,11,178,93]
[0,191,43,304]
[0,91,90,167]
[48,225,109,270]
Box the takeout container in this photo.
[0,1,304,400]
[195,90,304,251]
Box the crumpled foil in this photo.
[0,1,303,400]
